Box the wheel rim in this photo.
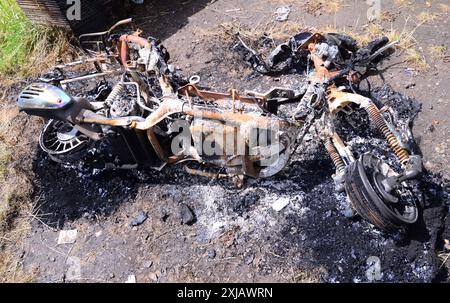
[357,153,418,224]
[39,120,89,155]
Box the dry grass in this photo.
[385,28,416,51]
[438,252,450,272]
[429,44,448,62]
[318,19,431,71]
[439,3,450,13]
[304,0,343,15]
[199,21,314,43]
[394,0,412,7]
[404,49,429,70]
[0,101,37,282]
[0,28,73,86]
[0,143,11,179]
[0,0,74,85]
[0,204,36,283]
[0,106,33,234]
[201,19,430,74]
[416,11,439,24]
[379,11,397,23]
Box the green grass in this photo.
[0,0,70,80]
[0,0,35,75]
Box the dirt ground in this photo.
[1,0,449,283]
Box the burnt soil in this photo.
[6,0,450,282]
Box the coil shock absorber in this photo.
[105,83,125,106]
[365,102,410,164]
[325,139,346,174]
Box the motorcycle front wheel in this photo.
[344,153,418,232]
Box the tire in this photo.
[345,153,418,232]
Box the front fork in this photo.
[323,89,422,193]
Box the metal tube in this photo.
[60,69,122,85]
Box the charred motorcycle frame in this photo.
[17,19,422,232]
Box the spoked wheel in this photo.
[39,120,90,163]
[345,153,418,232]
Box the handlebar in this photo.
[78,18,133,41]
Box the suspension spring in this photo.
[105,83,125,106]
[365,102,409,164]
[325,139,346,174]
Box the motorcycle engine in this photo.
[110,96,139,118]
[105,82,142,118]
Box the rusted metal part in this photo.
[365,103,410,164]
[146,128,189,164]
[118,33,151,68]
[134,92,294,131]
[78,109,142,127]
[178,84,267,110]
[184,166,229,179]
[183,107,293,129]
[241,146,259,178]
[134,97,185,130]
[190,122,239,157]
[327,86,371,113]
[325,138,345,174]
[54,54,118,69]
[307,43,341,82]
[327,87,409,164]
[297,33,324,51]
[60,69,123,86]
[79,18,133,41]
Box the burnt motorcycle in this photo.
[17,19,422,232]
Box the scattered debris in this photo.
[130,210,148,227]
[149,272,159,282]
[226,8,241,13]
[444,239,450,251]
[274,6,291,22]
[272,198,290,212]
[160,209,170,222]
[180,204,196,225]
[366,256,383,282]
[125,275,136,283]
[143,260,153,269]
[405,82,416,89]
[244,252,255,265]
[207,249,217,259]
[57,229,78,245]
